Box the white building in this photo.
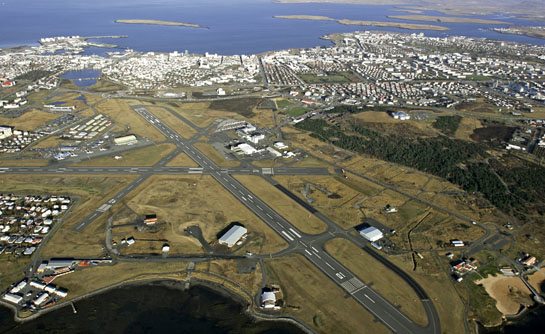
[2,293,23,305]
[358,226,384,242]
[231,143,258,155]
[0,126,13,139]
[261,291,277,309]
[391,111,410,120]
[247,133,265,144]
[114,135,137,146]
[218,225,247,248]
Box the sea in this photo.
[0,283,305,334]
[1,0,545,332]
[0,0,544,56]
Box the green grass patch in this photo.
[433,115,462,136]
[299,71,359,84]
[209,97,262,117]
[465,275,503,326]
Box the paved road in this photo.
[131,106,440,334]
[0,166,328,176]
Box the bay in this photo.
[0,0,543,55]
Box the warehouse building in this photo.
[358,226,384,242]
[0,126,13,139]
[114,135,138,146]
[218,225,247,248]
[2,293,23,305]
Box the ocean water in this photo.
[0,283,305,334]
[0,0,543,55]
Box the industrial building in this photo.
[358,226,384,242]
[0,126,13,139]
[2,293,23,305]
[260,291,277,309]
[218,225,247,248]
[114,135,138,146]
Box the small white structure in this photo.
[217,88,226,96]
[261,291,277,309]
[218,225,247,248]
[391,111,410,120]
[114,135,137,146]
[0,126,13,139]
[10,280,27,294]
[247,133,265,144]
[126,237,136,246]
[358,226,384,242]
[162,244,170,252]
[33,293,49,306]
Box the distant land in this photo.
[274,15,449,31]
[388,15,509,25]
[275,0,545,21]
[115,19,203,29]
[493,26,545,40]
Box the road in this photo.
[130,106,440,334]
[0,166,328,176]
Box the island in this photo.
[274,15,449,31]
[387,14,508,25]
[115,19,204,29]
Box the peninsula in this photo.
[115,19,203,29]
[387,14,509,25]
[274,15,449,31]
[492,26,545,40]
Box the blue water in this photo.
[0,0,544,55]
[61,69,101,87]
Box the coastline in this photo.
[273,15,449,31]
[0,278,314,334]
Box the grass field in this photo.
[53,262,189,300]
[0,159,49,167]
[89,78,125,92]
[124,175,288,255]
[32,136,65,149]
[325,238,428,326]
[273,175,372,229]
[387,252,467,333]
[299,71,359,84]
[0,109,59,131]
[146,106,197,139]
[209,98,262,117]
[234,175,327,234]
[0,258,28,292]
[455,117,482,141]
[194,142,240,168]
[94,99,165,142]
[165,152,199,167]
[265,255,389,334]
[168,101,245,128]
[71,143,175,167]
